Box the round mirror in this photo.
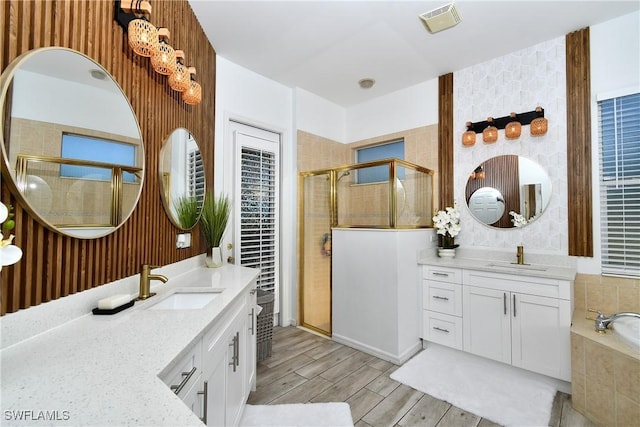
[159,128,205,229]
[0,47,144,239]
[465,155,551,228]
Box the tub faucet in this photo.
[590,310,640,333]
[138,264,168,300]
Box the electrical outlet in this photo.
[176,233,191,249]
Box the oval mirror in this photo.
[465,155,551,228]
[0,47,144,239]
[159,128,205,229]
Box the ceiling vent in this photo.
[419,3,462,34]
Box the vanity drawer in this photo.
[422,311,463,350]
[423,280,462,316]
[160,340,202,399]
[422,266,462,284]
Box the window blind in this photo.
[599,92,640,276]
[239,147,278,293]
[188,149,205,208]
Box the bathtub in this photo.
[612,315,640,351]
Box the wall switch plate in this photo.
[176,233,191,249]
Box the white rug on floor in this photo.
[239,403,353,427]
[390,345,558,427]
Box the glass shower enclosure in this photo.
[298,158,434,336]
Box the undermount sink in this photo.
[486,262,548,272]
[147,290,223,310]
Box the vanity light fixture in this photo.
[115,1,202,106]
[151,28,176,76]
[505,112,522,139]
[482,117,498,143]
[462,121,476,146]
[182,67,202,105]
[168,50,190,92]
[474,165,485,180]
[530,106,548,136]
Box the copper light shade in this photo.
[169,50,190,92]
[530,107,548,136]
[505,112,521,139]
[483,118,498,143]
[462,121,476,146]
[183,67,202,105]
[151,28,176,75]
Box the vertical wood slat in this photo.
[438,73,454,209]
[1,0,216,314]
[566,28,593,257]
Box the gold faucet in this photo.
[516,245,524,265]
[138,264,168,300]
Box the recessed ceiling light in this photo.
[358,78,376,89]
[89,69,107,80]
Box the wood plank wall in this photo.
[438,73,454,209]
[0,0,216,315]
[566,28,593,257]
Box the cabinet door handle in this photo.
[170,366,197,395]
[503,293,507,315]
[249,308,255,335]
[513,294,517,317]
[250,288,258,295]
[432,295,449,301]
[432,272,449,277]
[198,380,208,424]
[433,326,450,334]
[229,332,240,372]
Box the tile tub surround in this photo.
[571,316,640,426]
[0,263,259,426]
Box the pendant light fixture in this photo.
[483,117,498,143]
[168,50,190,92]
[183,67,202,105]
[151,28,177,75]
[530,106,548,136]
[462,121,476,146]
[118,1,158,57]
[505,112,522,139]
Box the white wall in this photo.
[214,55,297,325]
[346,79,439,142]
[581,10,640,274]
[295,88,346,143]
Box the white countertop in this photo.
[418,249,577,281]
[0,264,260,426]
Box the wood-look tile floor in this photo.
[248,326,596,427]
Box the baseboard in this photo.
[331,333,421,365]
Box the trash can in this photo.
[256,289,274,362]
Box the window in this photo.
[599,92,640,276]
[355,139,404,184]
[187,147,204,208]
[60,133,137,182]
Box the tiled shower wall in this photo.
[454,36,568,252]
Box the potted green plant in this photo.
[200,192,230,267]
[173,195,200,229]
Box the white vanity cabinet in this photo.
[420,264,573,382]
[160,284,258,427]
[421,266,463,350]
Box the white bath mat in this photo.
[239,402,353,427]
[390,344,558,427]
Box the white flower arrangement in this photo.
[509,211,528,228]
[433,202,461,247]
[0,202,22,271]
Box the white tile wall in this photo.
[454,37,568,254]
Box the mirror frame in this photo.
[158,128,205,230]
[465,155,551,229]
[0,47,145,239]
